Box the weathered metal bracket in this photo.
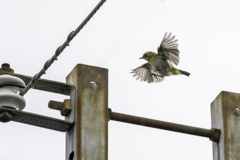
[0,108,73,132]
[211,91,240,160]
[0,71,76,131]
[66,64,108,160]
[0,72,74,96]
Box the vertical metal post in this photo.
[66,64,108,160]
[211,91,240,160]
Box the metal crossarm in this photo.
[109,109,220,142]
[0,72,74,95]
[0,108,73,132]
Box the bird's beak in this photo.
[139,56,144,59]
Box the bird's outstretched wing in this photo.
[131,63,164,83]
[157,32,179,66]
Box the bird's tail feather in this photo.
[179,70,190,76]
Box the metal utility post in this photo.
[211,91,240,160]
[66,64,108,160]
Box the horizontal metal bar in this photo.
[0,108,73,132]
[0,72,74,95]
[109,110,219,141]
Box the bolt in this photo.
[48,99,71,116]
[48,100,64,111]
[61,99,71,116]
[0,63,14,73]
[2,63,10,68]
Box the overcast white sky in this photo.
[1,0,240,159]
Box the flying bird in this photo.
[131,32,190,83]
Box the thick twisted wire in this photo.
[20,0,106,96]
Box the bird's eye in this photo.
[146,54,149,56]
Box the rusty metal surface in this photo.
[0,108,73,131]
[110,109,218,141]
[61,99,71,116]
[48,100,64,110]
[211,91,240,160]
[0,72,73,95]
[66,64,108,160]
[210,128,221,142]
[0,63,14,73]
[48,100,72,116]
[65,82,76,160]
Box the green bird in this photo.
[131,32,190,83]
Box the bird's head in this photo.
[140,51,157,62]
